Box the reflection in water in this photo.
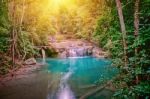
[0,57,118,99]
[47,58,76,99]
[46,57,118,99]
[57,83,75,99]
[57,58,76,99]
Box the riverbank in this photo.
[0,39,107,85]
[0,57,118,99]
[0,63,44,87]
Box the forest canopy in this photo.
[10,0,105,44]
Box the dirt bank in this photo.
[0,63,44,87]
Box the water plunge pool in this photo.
[0,57,118,99]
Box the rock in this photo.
[59,48,66,53]
[59,51,67,58]
[24,58,37,65]
[87,48,93,55]
[92,47,106,58]
[76,48,85,56]
[49,39,107,58]
[94,54,105,58]
[78,43,83,46]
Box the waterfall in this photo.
[41,48,46,64]
[69,49,77,57]
[68,48,86,57]
[76,48,85,56]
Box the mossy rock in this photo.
[45,48,58,57]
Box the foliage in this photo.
[23,0,105,41]
[93,1,124,65]
[0,1,149,98]
[18,31,38,59]
[44,48,58,57]
[94,0,150,98]
[113,81,150,99]
[0,0,10,53]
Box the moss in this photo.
[45,48,58,57]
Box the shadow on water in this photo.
[0,57,118,99]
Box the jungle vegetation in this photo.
[0,0,150,98]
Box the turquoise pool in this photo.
[46,57,118,99]
[0,57,118,99]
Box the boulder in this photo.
[87,48,93,55]
[78,43,83,46]
[59,51,67,58]
[24,58,37,65]
[76,48,85,56]
[92,47,106,58]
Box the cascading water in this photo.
[41,48,46,64]
[69,49,77,57]
[76,48,85,56]
[68,48,87,57]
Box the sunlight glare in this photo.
[50,0,76,10]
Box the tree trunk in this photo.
[134,0,140,56]
[134,0,140,84]
[115,0,128,67]
[9,0,26,64]
[20,0,26,60]
[134,0,140,37]
[10,0,16,68]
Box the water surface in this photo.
[0,57,118,99]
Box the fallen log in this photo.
[80,84,97,89]
[79,80,112,99]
